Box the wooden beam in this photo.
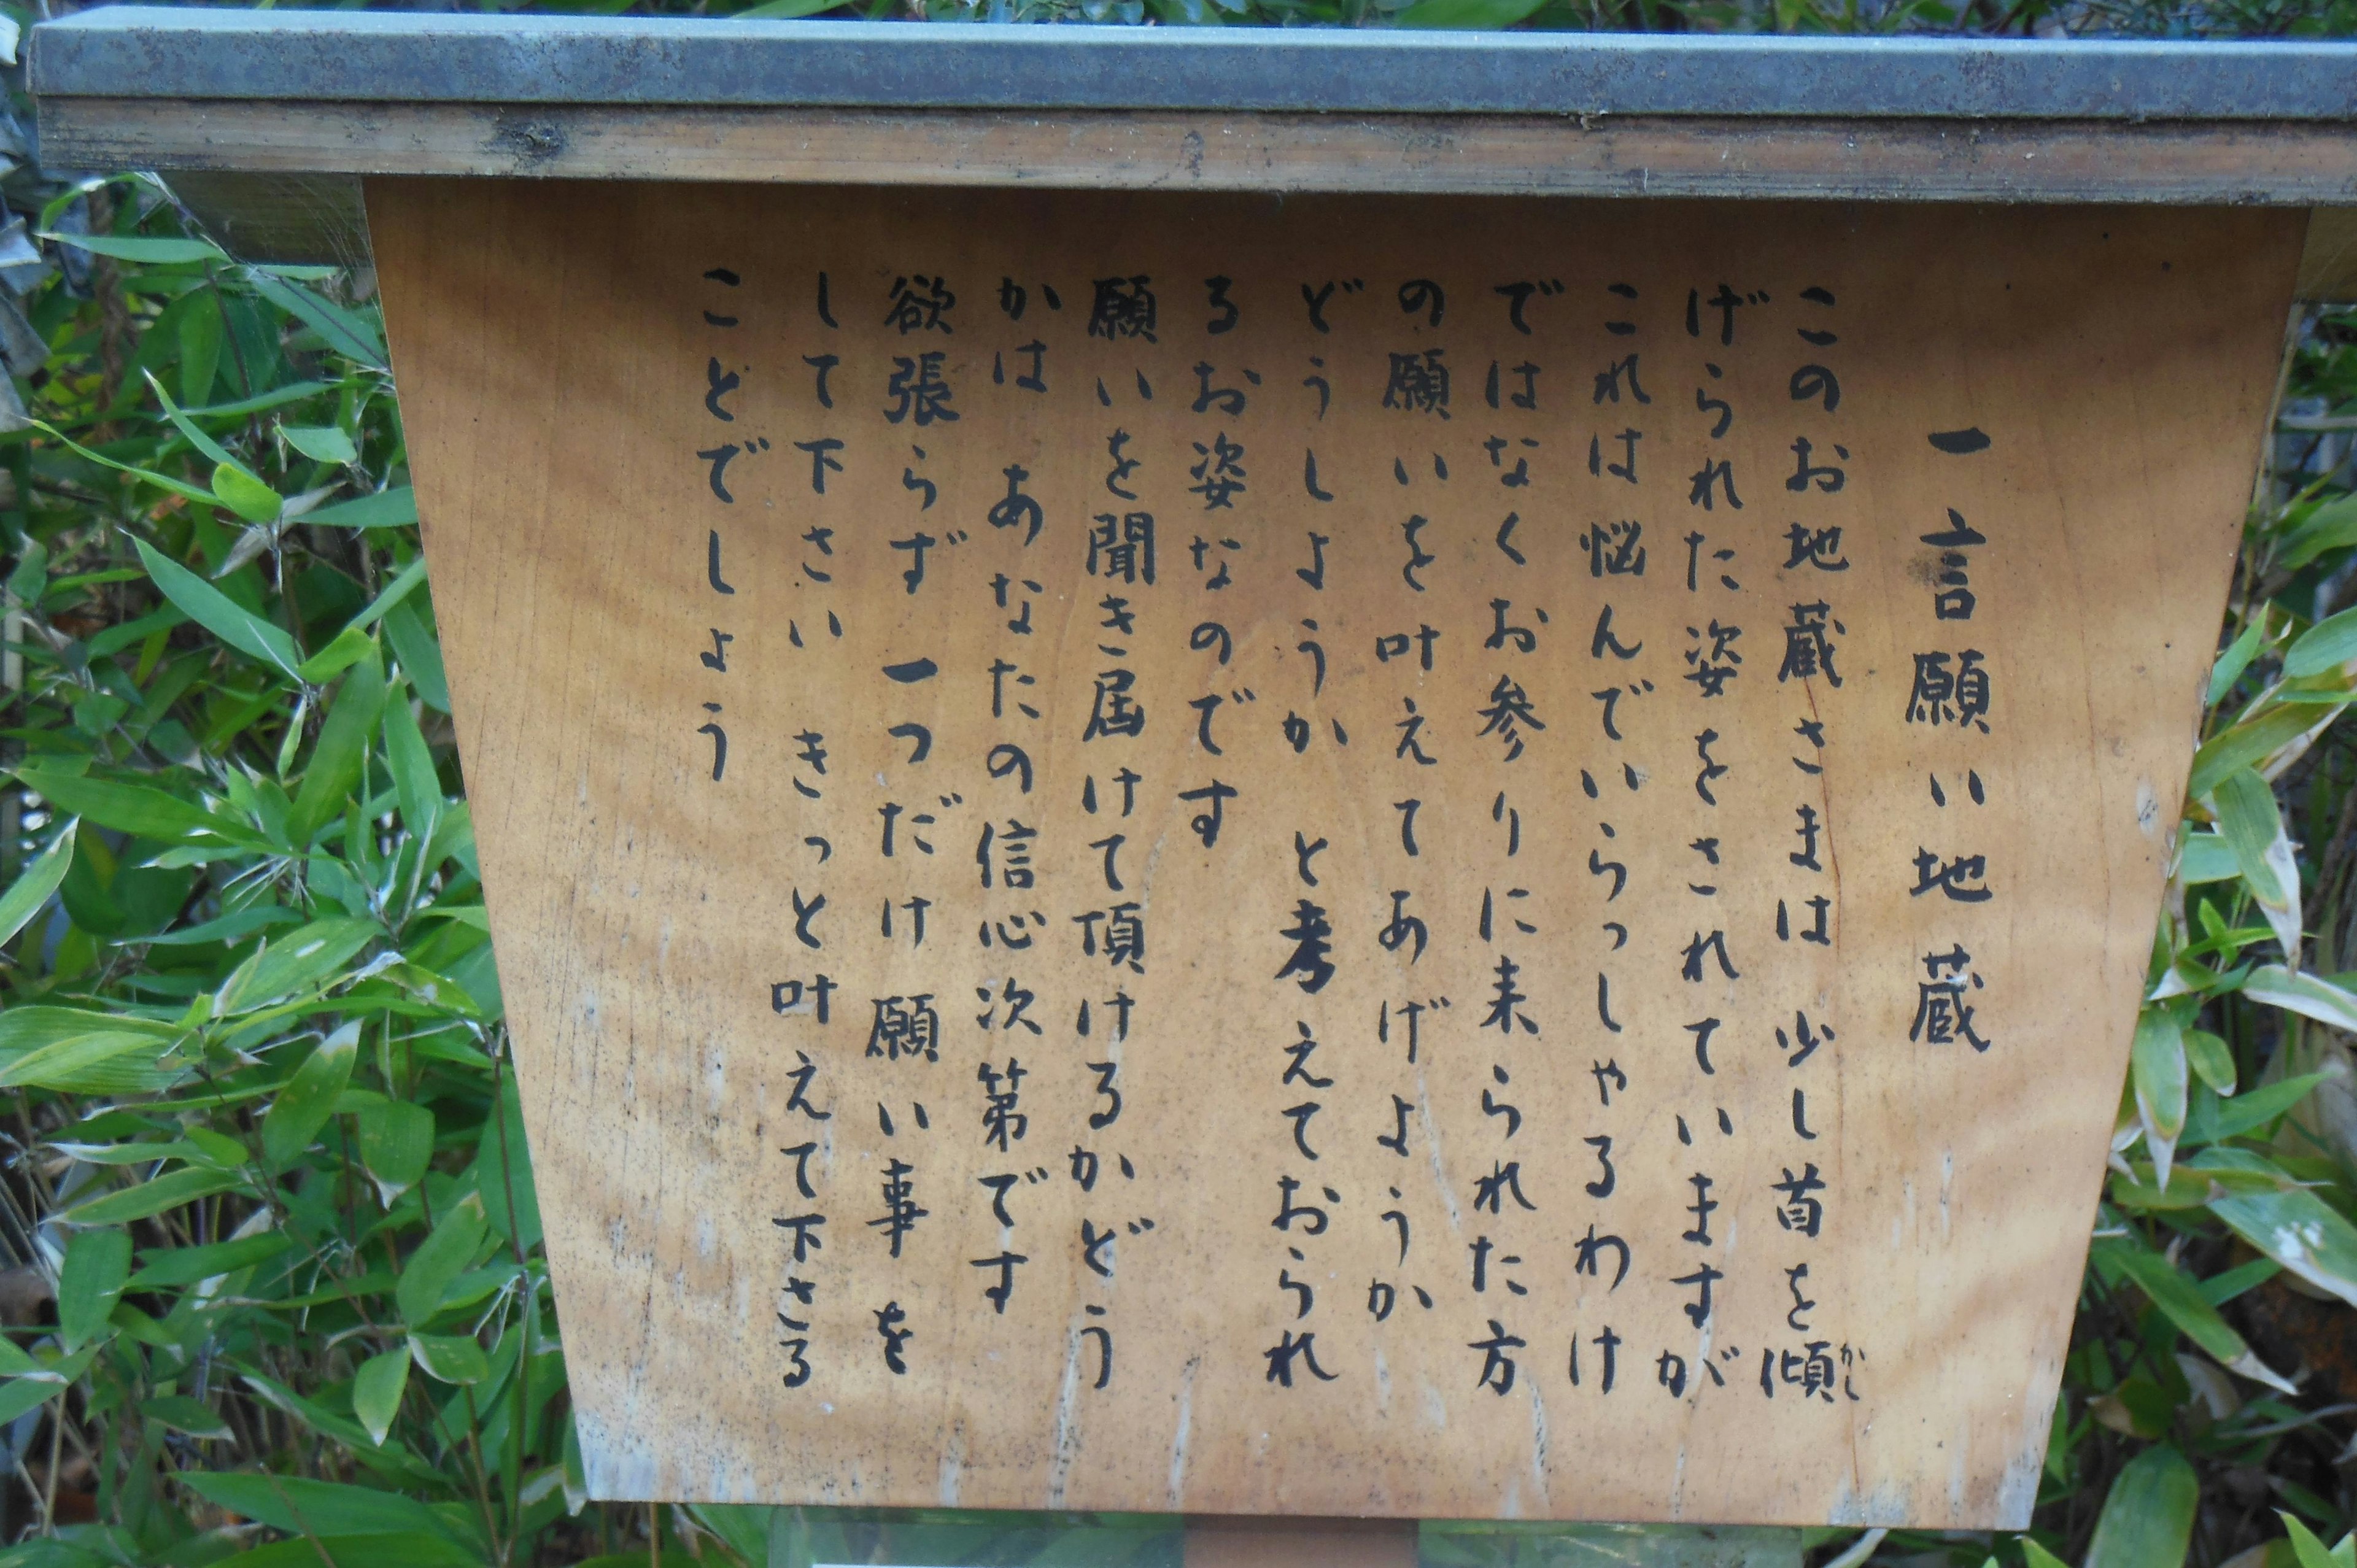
[53,98,2357,204]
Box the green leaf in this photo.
[2215,767,2303,956]
[306,487,419,530]
[13,767,231,843]
[282,423,358,465]
[224,1535,482,1568]
[2096,1238,2291,1392]
[1395,0,1549,22]
[474,1073,541,1251]
[383,599,447,713]
[2184,1029,2237,1094]
[132,537,302,679]
[295,624,379,685]
[129,1230,290,1289]
[2084,1444,2197,1568]
[352,1348,409,1446]
[2208,617,2270,708]
[179,297,223,406]
[0,1027,184,1094]
[288,651,387,846]
[408,1332,490,1385]
[222,916,380,1013]
[397,1192,487,1328]
[356,1100,434,1199]
[2133,1006,2188,1183]
[384,689,441,841]
[55,1228,129,1353]
[2179,830,2240,884]
[2283,1515,2343,1568]
[177,1471,456,1542]
[346,555,429,638]
[27,419,219,509]
[2191,705,2332,800]
[261,1021,359,1170]
[0,1349,99,1428]
[42,232,226,264]
[2243,965,2357,1032]
[0,818,72,946]
[246,271,389,371]
[2189,1073,2326,1144]
[2019,1540,2070,1568]
[211,460,282,524]
[2197,1149,2357,1307]
[2288,605,2357,678]
[59,1165,244,1226]
[142,1393,233,1440]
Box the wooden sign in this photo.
[370,179,2301,1528]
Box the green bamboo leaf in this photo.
[408,1332,490,1385]
[2133,1007,2188,1185]
[2243,965,2357,1032]
[288,651,387,846]
[306,487,418,530]
[1395,0,1549,22]
[2215,767,2303,956]
[261,1021,359,1170]
[397,1192,487,1327]
[2178,831,2240,884]
[132,536,302,679]
[2288,604,2357,678]
[142,1393,233,1440]
[2096,1238,2293,1391]
[128,1230,290,1289]
[2190,705,2332,800]
[177,1471,454,1541]
[356,1100,434,1200]
[2084,1444,2197,1568]
[0,817,72,946]
[295,625,377,686]
[2183,1029,2237,1095]
[2188,1073,2324,1143]
[2019,1540,2070,1568]
[0,1028,184,1094]
[281,423,358,465]
[12,766,234,843]
[59,1165,244,1226]
[179,298,223,406]
[473,1073,541,1251]
[27,419,219,509]
[384,687,441,841]
[55,1227,129,1354]
[0,1349,99,1427]
[246,271,388,371]
[219,915,380,1014]
[2208,617,2270,708]
[383,598,447,713]
[42,232,226,264]
[352,1347,409,1446]
[2282,1515,2345,1568]
[350,555,429,635]
[2196,1148,2357,1307]
[211,460,282,524]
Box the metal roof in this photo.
[30,6,2357,121]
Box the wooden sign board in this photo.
[371,179,2300,1529]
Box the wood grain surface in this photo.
[370,177,2300,1527]
[46,98,2357,204]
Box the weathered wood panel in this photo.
[371,177,2299,1526]
[45,98,2357,203]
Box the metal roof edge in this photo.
[29,5,2357,119]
